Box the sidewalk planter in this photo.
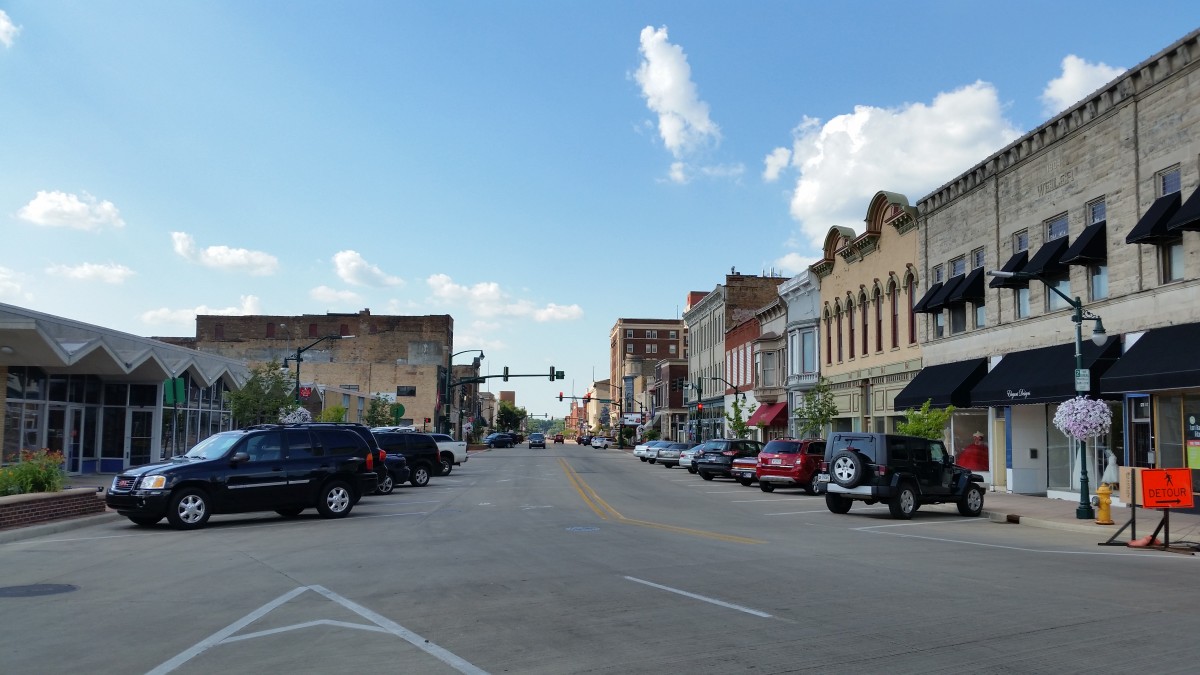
[0,488,107,530]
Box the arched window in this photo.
[836,309,844,362]
[824,314,833,365]
[860,293,869,356]
[889,281,900,349]
[847,301,855,360]
[874,289,883,353]
[906,276,917,344]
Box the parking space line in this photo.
[624,576,772,618]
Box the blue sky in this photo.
[2,2,1198,416]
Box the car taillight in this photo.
[722,450,736,456]
[876,464,887,476]
[819,460,828,472]
[379,450,387,461]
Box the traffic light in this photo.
[424,417,431,423]
[558,392,564,402]
[549,366,556,381]
[697,403,704,412]
[503,366,509,382]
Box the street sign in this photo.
[299,386,313,399]
[1074,368,1090,392]
[1141,468,1195,509]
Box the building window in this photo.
[1089,198,1106,224]
[1159,166,1182,195]
[1014,229,1029,253]
[647,330,658,339]
[1015,287,1030,318]
[266,323,276,338]
[1047,275,1071,311]
[847,303,855,359]
[1161,238,1185,283]
[950,256,966,277]
[974,303,986,328]
[215,324,225,340]
[647,344,658,354]
[626,344,633,353]
[669,344,677,355]
[801,330,816,374]
[932,264,944,283]
[971,247,986,269]
[1046,213,1069,240]
[890,284,899,349]
[836,311,844,363]
[825,317,832,365]
[396,386,417,397]
[670,330,678,339]
[950,305,967,334]
[906,278,917,344]
[626,329,633,338]
[874,290,883,353]
[308,323,319,337]
[1090,264,1109,300]
[934,312,945,339]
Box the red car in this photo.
[756,438,826,494]
[731,455,759,486]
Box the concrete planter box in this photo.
[0,488,108,531]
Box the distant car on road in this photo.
[483,432,515,448]
[591,436,614,449]
[529,432,547,449]
[553,434,564,444]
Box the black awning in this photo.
[969,337,1121,406]
[912,281,943,314]
[1100,323,1200,393]
[894,358,989,410]
[947,268,985,304]
[1166,187,1200,233]
[1022,236,1070,277]
[989,250,1029,288]
[923,274,964,313]
[1126,192,1181,244]
[1060,221,1107,265]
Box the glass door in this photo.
[129,410,153,467]
[68,407,85,474]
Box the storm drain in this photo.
[0,584,78,597]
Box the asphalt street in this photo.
[4,444,1200,674]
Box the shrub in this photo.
[0,449,65,495]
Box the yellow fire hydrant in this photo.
[1096,483,1114,525]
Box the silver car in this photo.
[655,442,692,469]
[677,445,704,473]
[634,440,665,461]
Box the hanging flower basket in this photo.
[1052,396,1112,441]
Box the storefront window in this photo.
[950,411,989,471]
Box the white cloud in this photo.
[774,253,820,276]
[0,10,19,48]
[763,147,791,182]
[667,162,689,184]
[46,262,135,284]
[170,231,279,275]
[16,190,125,230]
[635,25,720,158]
[0,266,29,300]
[310,285,361,304]
[454,320,507,352]
[332,250,404,287]
[771,81,1022,251]
[426,273,583,322]
[140,295,262,326]
[1041,54,1125,118]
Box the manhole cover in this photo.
[566,526,600,532]
[0,584,78,597]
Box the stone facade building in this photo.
[778,270,822,438]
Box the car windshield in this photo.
[182,432,241,460]
[530,434,544,439]
[762,441,800,454]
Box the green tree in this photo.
[228,360,295,426]
[895,399,955,440]
[317,405,348,422]
[496,400,527,432]
[641,427,661,441]
[363,397,393,428]
[724,397,758,439]
[792,377,839,439]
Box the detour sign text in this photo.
[1140,469,1195,509]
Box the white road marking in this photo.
[624,576,772,618]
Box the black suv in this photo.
[372,431,440,487]
[694,439,764,481]
[818,432,985,519]
[105,423,383,529]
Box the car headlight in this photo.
[140,475,167,490]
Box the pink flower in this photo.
[1052,396,1112,441]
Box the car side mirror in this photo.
[230,451,250,464]
[945,454,955,465]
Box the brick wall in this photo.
[0,488,107,530]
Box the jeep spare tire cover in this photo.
[831,450,864,488]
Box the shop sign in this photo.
[1141,469,1195,509]
[1006,388,1031,399]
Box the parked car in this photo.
[106,422,382,529]
[577,435,591,445]
[731,455,759,486]
[372,431,441,487]
[655,442,692,468]
[694,439,764,481]
[757,438,827,494]
[678,445,704,474]
[375,450,411,495]
[529,432,547,449]
[428,433,468,475]
[372,425,417,433]
[483,432,515,448]
[553,433,564,444]
[819,432,985,519]
[632,439,656,461]
[591,436,614,449]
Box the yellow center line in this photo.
[557,458,765,545]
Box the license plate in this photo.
[817,473,830,482]
[771,458,781,465]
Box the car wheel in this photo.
[375,472,395,495]
[410,463,431,487]
[958,484,985,517]
[830,451,864,488]
[166,488,211,530]
[648,458,656,464]
[825,493,852,514]
[127,515,161,526]
[700,472,714,481]
[806,474,821,495]
[275,507,304,518]
[688,467,697,474]
[316,481,354,518]
[759,482,775,493]
[889,483,918,520]
[440,454,453,476]
[662,464,672,469]
[737,478,753,487]
[639,457,647,462]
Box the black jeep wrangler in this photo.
[818,432,985,520]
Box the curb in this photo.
[0,511,121,545]
[982,509,1116,535]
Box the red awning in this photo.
[746,402,789,427]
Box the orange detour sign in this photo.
[1140,469,1195,509]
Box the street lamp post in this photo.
[293,334,354,405]
[444,349,484,436]
[990,270,1106,519]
